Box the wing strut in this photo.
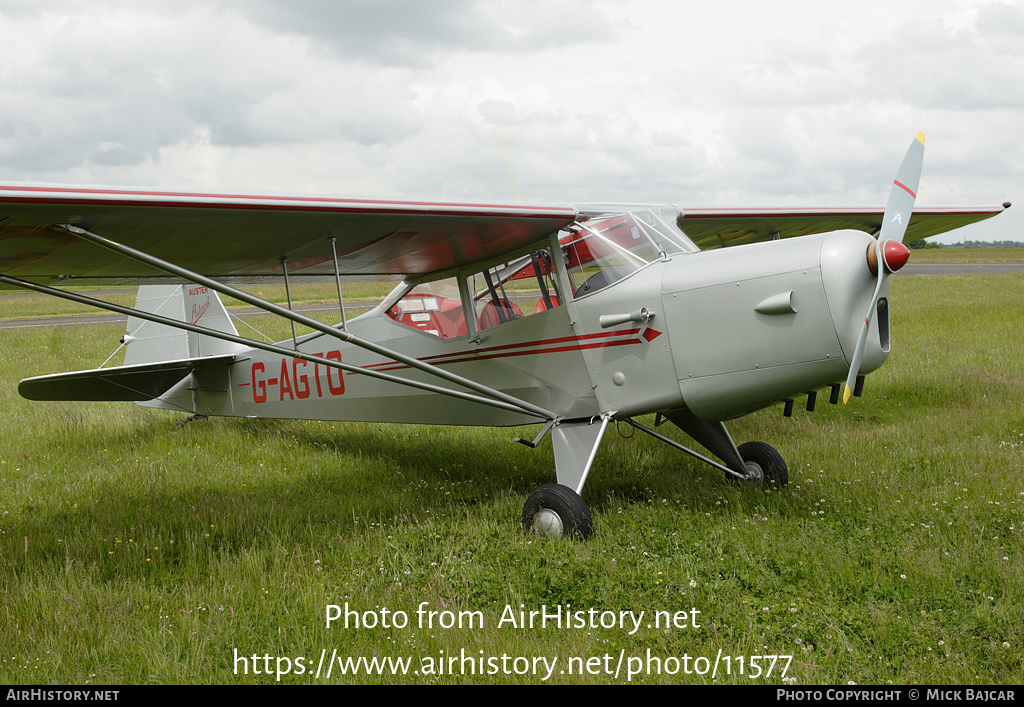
[328,236,348,330]
[281,256,299,349]
[55,224,557,420]
[0,273,551,420]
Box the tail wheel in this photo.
[737,441,789,487]
[522,484,593,540]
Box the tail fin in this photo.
[124,284,247,365]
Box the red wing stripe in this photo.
[0,185,575,219]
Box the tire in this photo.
[521,484,593,540]
[737,441,789,487]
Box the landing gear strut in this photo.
[522,414,789,540]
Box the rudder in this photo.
[124,284,246,365]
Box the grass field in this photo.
[0,279,398,322]
[1,274,1022,685]
[908,248,1024,263]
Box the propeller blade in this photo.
[843,133,924,403]
[843,242,886,403]
[879,132,925,243]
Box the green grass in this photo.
[909,248,1024,263]
[0,290,139,320]
[0,275,1022,684]
[0,279,397,322]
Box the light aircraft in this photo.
[0,134,1009,538]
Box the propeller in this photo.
[843,132,924,403]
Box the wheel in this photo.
[521,483,593,540]
[736,441,789,487]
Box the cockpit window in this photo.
[562,206,696,297]
[383,247,564,337]
[467,248,562,331]
[384,277,467,338]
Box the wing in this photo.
[677,204,1009,250]
[0,184,577,284]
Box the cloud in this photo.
[234,0,613,66]
[0,2,434,177]
[0,0,1018,244]
[862,4,1024,111]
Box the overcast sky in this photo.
[0,0,1020,243]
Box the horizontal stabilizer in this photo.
[19,355,235,401]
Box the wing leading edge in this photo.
[0,184,577,284]
[677,204,1009,250]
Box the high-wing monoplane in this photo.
[0,134,1009,537]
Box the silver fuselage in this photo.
[156,228,887,426]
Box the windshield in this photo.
[561,205,696,296]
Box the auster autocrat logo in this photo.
[188,286,211,324]
[250,351,345,403]
[191,297,211,324]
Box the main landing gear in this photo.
[520,412,789,540]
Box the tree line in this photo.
[909,240,1024,249]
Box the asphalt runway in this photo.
[0,302,372,330]
[895,262,1024,276]
[1,262,1021,330]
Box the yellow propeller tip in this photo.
[843,385,852,404]
[916,131,926,145]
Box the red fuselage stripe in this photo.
[352,329,653,375]
[359,328,642,371]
